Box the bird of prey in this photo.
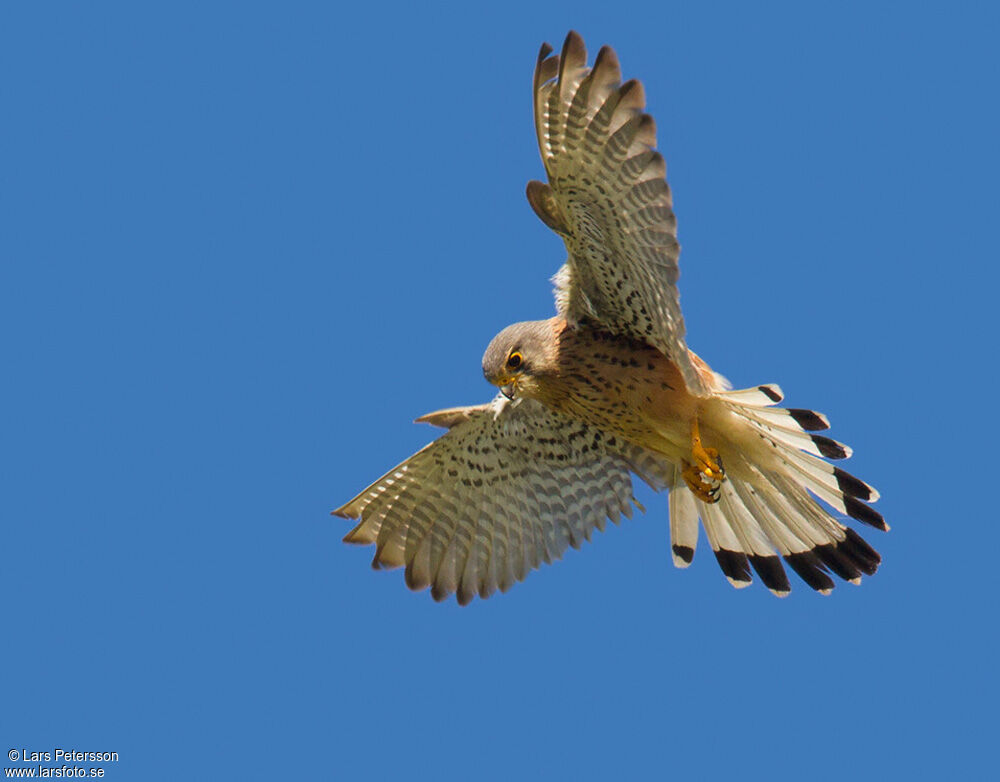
[334,31,886,604]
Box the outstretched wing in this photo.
[528,31,708,395]
[334,396,673,605]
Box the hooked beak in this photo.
[500,382,516,400]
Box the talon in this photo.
[684,417,725,503]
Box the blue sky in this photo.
[2,1,997,779]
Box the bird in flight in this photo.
[335,31,886,604]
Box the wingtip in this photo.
[342,522,372,544]
[618,78,646,108]
[415,404,490,429]
[593,44,619,71]
[561,30,586,61]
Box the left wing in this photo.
[528,31,709,395]
[334,396,672,604]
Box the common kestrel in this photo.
[335,32,885,604]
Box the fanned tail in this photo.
[667,384,886,594]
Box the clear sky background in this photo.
[3,1,997,779]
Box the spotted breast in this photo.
[530,319,699,462]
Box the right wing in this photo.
[334,396,672,604]
[528,31,710,395]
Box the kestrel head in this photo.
[482,319,557,400]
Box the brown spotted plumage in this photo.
[335,31,886,602]
[337,397,672,605]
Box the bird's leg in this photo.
[681,415,724,503]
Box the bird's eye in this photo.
[506,351,523,370]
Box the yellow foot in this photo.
[682,417,725,503]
